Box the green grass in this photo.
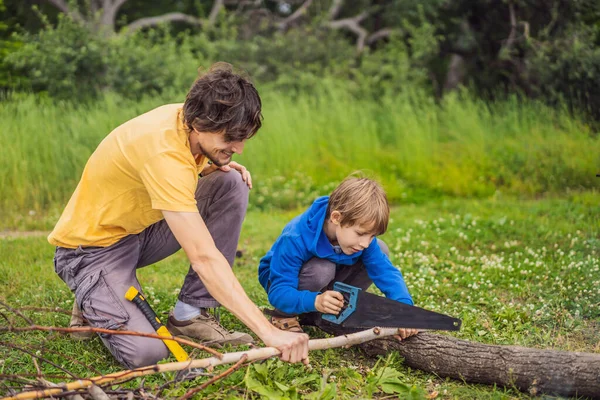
[1,87,599,223]
[1,83,599,397]
[1,194,598,399]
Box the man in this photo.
[49,63,309,369]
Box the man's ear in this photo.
[330,210,342,226]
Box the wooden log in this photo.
[360,333,600,399]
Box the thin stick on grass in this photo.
[9,339,104,376]
[0,342,78,379]
[0,325,222,358]
[0,301,34,325]
[180,354,249,400]
[0,310,12,325]
[2,327,400,400]
[0,375,72,381]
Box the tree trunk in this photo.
[361,333,600,399]
[443,54,466,92]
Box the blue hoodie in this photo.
[258,196,413,315]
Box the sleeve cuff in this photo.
[300,291,319,313]
[151,200,198,212]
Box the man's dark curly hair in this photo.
[183,62,263,142]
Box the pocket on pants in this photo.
[76,270,130,333]
[54,251,86,291]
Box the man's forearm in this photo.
[192,254,275,340]
[161,210,277,342]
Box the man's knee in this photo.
[298,258,336,292]
[210,170,249,196]
[197,170,249,207]
[377,239,390,256]
[108,336,170,369]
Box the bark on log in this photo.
[360,333,600,399]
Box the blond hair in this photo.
[326,176,389,236]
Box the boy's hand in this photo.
[394,328,418,341]
[315,291,345,315]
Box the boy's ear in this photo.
[330,210,342,226]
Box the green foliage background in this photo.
[1,0,599,113]
[0,0,599,220]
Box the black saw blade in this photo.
[322,290,461,331]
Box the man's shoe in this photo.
[166,311,254,347]
[69,301,94,340]
[270,315,304,333]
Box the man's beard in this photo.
[197,142,231,167]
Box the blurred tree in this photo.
[0,0,29,90]
[2,0,599,120]
[35,0,222,35]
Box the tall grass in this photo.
[1,85,598,217]
[243,84,598,199]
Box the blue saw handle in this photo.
[322,282,361,324]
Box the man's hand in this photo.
[394,328,418,341]
[200,161,252,189]
[315,291,344,315]
[263,328,310,365]
[219,161,252,189]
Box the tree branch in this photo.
[43,0,85,24]
[112,0,129,11]
[326,10,371,53]
[366,28,399,46]
[181,354,249,400]
[499,1,518,59]
[2,324,222,358]
[208,0,225,26]
[124,12,204,34]
[277,0,313,31]
[99,0,130,32]
[5,327,402,400]
[328,0,344,20]
[45,0,70,13]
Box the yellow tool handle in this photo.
[124,286,189,362]
[156,326,189,362]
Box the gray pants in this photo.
[53,171,248,368]
[273,239,389,318]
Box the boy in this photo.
[258,176,417,340]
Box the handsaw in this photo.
[319,282,461,332]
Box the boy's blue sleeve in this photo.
[362,240,414,305]
[267,235,320,314]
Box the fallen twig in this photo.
[3,327,401,400]
[0,301,34,325]
[1,325,222,359]
[180,354,249,400]
[88,385,110,400]
[34,379,84,400]
[3,340,103,376]
[1,342,78,379]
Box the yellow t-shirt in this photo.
[48,104,209,248]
